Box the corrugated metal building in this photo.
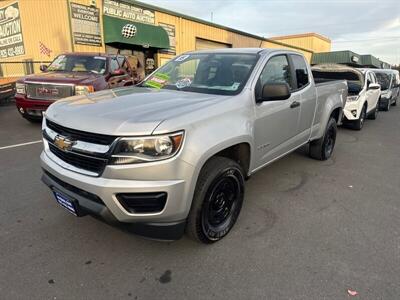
[0,0,331,77]
[311,50,390,69]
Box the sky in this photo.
[146,0,400,65]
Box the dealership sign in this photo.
[70,2,102,46]
[103,0,155,24]
[0,2,25,59]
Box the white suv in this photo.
[312,65,381,130]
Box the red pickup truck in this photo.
[15,52,142,122]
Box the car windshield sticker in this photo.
[175,55,190,62]
[144,73,170,89]
[176,78,192,89]
[231,82,240,90]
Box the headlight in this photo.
[75,85,94,95]
[16,83,26,95]
[347,95,359,102]
[110,131,184,164]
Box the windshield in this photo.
[47,55,107,74]
[375,73,391,90]
[141,53,259,95]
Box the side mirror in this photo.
[110,69,124,76]
[40,64,48,72]
[257,83,291,102]
[368,83,380,90]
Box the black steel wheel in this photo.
[186,157,245,243]
[323,123,336,159]
[309,117,337,160]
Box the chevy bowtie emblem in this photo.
[54,135,75,151]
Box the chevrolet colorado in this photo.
[41,48,347,243]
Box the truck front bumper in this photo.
[15,94,54,119]
[40,151,195,240]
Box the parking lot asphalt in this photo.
[0,103,399,300]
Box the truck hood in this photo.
[22,71,101,85]
[45,86,228,136]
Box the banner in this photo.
[103,0,155,24]
[70,2,102,46]
[0,2,25,59]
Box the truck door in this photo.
[289,54,317,140]
[253,55,301,166]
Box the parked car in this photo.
[15,53,136,122]
[40,48,347,243]
[0,77,17,104]
[312,64,381,130]
[373,69,399,111]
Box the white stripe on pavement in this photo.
[0,140,42,150]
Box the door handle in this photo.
[290,101,300,109]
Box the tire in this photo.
[353,105,366,130]
[368,102,379,120]
[392,97,397,106]
[309,117,337,161]
[186,156,245,244]
[23,115,42,123]
[383,98,391,111]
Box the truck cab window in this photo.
[259,55,292,89]
[291,55,309,89]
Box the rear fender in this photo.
[313,94,343,141]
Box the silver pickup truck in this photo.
[41,48,347,243]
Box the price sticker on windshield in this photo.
[144,73,170,89]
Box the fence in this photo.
[0,61,52,79]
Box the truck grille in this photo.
[26,82,74,100]
[45,120,117,175]
[46,119,116,145]
[49,143,107,174]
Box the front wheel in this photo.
[368,102,379,120]
[383,98,391,111]
[309,117,337,161]
[353,105,366,130]
[186,157,245,243]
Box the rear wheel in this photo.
[186,157,245,243]
[309,117,337,161]
[353,105,366,130]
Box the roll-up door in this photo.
[195,38,231,50]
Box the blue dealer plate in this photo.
[53,191,77,216]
